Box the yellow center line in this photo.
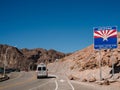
[0,73,36,90]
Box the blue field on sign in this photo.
[94,37,117,49]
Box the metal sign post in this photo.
[111,50,115,80]
[99,50,102,81]
[112,56,115,80]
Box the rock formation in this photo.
[0,44,66,70]
[63,32,120,76]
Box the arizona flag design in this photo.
[94,26,118,49]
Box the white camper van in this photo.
[36,63,48,79]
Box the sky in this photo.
[0,0,120,53]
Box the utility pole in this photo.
[4,47,11,77]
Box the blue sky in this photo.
[0,0,120,53]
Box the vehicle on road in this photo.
[36,63,48,79]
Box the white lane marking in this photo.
[55,79,58,90]
[29,79,52,90]
[60,79,65,82]
[67,78,75,90]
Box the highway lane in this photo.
[53,73,74,90]
[0,71,56,90]
[0,71,100,90]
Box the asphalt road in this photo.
[0,71,98,90]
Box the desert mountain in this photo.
[63,32,120,71]
[0,44,66,70]
[51,32,120,82]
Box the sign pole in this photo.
[111,50,115,80]
[99,50,102,81]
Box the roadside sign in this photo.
[93,26,118,81]
[94,26,118,50]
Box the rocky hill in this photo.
[0,44,66,70]
[50,32,120,82]
[64,32,120,71]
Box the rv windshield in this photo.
[43,67,46,70]
[38,67,46,71]
[38,67,42,71]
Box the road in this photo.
[0,59,99,90]
[0,71,55,90]
[0,71,98,90]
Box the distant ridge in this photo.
[0,44,66,70]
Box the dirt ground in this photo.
[48,60,120,90]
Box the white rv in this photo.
[36,63,48,79]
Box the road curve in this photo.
[0,71,100,90]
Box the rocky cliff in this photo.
[62,32,120,73]
[0,44,66,70]
[48,32,120,82]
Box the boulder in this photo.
[88,77,96,82]
[68,75,78,80]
